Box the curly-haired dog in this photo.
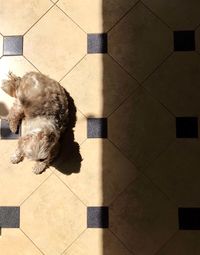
[1,72,69,174]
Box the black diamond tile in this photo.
[3,36,23,56]
[87,33,107,53]
[176,117,198,138]
[87,118,107,138]
[174,31,195,51]
[87,207,109,228]
[0,207,20,228]
[179,208,200,230]
[1,119,21,139]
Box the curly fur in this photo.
[1,72,69,174]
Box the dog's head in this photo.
[1,72,21,97]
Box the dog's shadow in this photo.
[51,92,82,175]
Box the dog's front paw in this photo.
[9,121,18,133]
[10,153,23,164]
[33,162,47,175]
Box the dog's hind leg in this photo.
[32,161,48,174]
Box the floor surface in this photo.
[0,0,200,254]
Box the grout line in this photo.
[107,80,173,120]
[79,138,88,146]
[109,170,178,255]
[108,229,136,255]
[22,56,41,73]
[55,4,87,34]
[61,228,87,255]
[106,88,137,118]
[141,1,173,31]
[141,51,174,85]
[106,0,141,33]
[59,54,87,82]
[107,137,177,204]
[19,172,53,206]
[23,4,55,36]
[50,0,59,3]
[141,84,176,118]
[108,53,140,83]
[76,107,88,119]
[108,176,137,208]
[20,228,45,255]
[52,172,88,207]
[193,21,200,31]
[141,138,177,173]
[154,230,179,255]
[139,158,176,204]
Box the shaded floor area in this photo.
[0,0,200,254]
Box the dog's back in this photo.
[18,72,69,132]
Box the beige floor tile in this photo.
[0,56,37,85]
[0,0,52,35]
[108,2,173,82]
[64,229,132,255]
[57,0,138,33]
[0,56,36,118]
[55,139,138,205]
[74,110,87,144]
[0,34,3,57]
[0,140,52,205]
[144,140,200,206]
[144,53,200,116]
[61,55,138,117]
[110,175,177,255]
[21,174,86,255]
[24,5,86,80]
[0,229,42,255]
[108,87,175,170]
[156,231,200,255]
[0,140,18,169]
[142,0,200,30]
[0,89,15,118]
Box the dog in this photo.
[1,71,69,174]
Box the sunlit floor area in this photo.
[1,0,200,254]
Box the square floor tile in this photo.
[0,207,20,228]
[87,118,107,138]
[0,229,43,254]
[1,119,21,139]
[21,175,85,255]
[87,207,109,228]
[179,208,200,230]
[176,117,198,138]
[110,176,177,255]
[174,31,195,51]
[87,34,107,53]
[3,36,23,56]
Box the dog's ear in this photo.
[1,80,14,96]
[1,72,21,97]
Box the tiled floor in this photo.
[1,0,200,254]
